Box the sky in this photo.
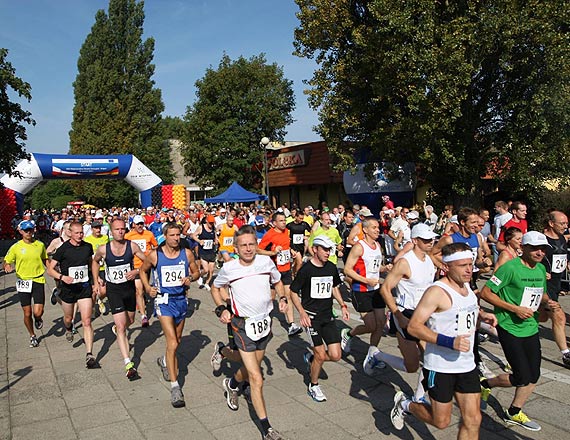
[0,0,321,156]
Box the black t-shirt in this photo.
[542,233,568,295]
[52,240,93,283]
[287,221,311,251]
[290,260,342,319]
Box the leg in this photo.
[454,392,482,440]
[61,300,75,330]
[282,284,295,324]
[158,315,182,382]
[22,305,35,336]
[32,302,45,324]
[239,349,267,419]
[548,306,568,351]
[511,383,536,409]
[370,308,386,347]
[113,312,131,360]
[134,279,147,319]
[77,298,94,353]
[350,311,377,338]
[409,398,453,429]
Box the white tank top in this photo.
[354,239,383,291]
[423,281,478,373]
[396,251,436,310]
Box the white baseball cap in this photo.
[411,223,438,239]
[522,231,551,247]
[312,235,335,249]
[133,215,145,224]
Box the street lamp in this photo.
[260,136,270,202]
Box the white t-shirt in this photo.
[213,255,281,318]
[493,213,513,239]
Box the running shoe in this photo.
[111,324,117,336]
[65,330,74,343]
[171,386,185,408]
[157,356,170,381]
[562,352,570,368]
[97,297,106,315]
[340,328,352,353]
[287,323,303,337]
[85,353,98,369]
[363,346,380,376]
[478,360,496,379]
[331,308,338,319]
[211,341,225,372]
[197,276,204,288]
[303,351,313,374]
[390,391,408,431]
[222,377,239,411]
[29,335,39,348]
[50,287,59,305]
[264,428,286,440]
[204,284,211,291]
[242,384,252,404]
[478,333,489,344]
[141,315,149,327]
[480,378,491,410]
[502,362,512,374]
[34,317,43,330]
[125,362,139,380]
[307,383,327,402]
[503,409,541,431]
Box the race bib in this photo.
[292,234,304,245]
[457,305,479,334]
[223,237,233,247]
[521,286,543,312]
[106,263,130,283]
[16,279,33,293]
[132,239,147,253]
[276,249,290,266]
[161,265,185,287]
[552,254,567,274]
[371,256,382,272]
[155,293,169,305]
[202,239,213,250]
[329,245,336,257]
[245,313,271,341]
[69,265,89,283]
[310,276,333,299]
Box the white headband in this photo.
[442,250,473,263]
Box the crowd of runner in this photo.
[3,197,569,439]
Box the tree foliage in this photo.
[27,180,74,210]
[0,48,35,177]
[181,54,295,192]
[294,0,570,205]
[69,0,170,206]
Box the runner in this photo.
[92,219,146,380]
[286,210,311,276]
[480,231,555,431]
[289,236,350,402]
[3,220,48,348]
[494,227,522,271]
[258,212,303,336]
[139,222,200,407]
[84,219,110,315]
[125,214,158,327]
[191,214,217,290]
[308,212,343,265]
[391,243,496,439]
[217,215,239,263]
[46,221,98,368]
[211,225,288,439]
[341,217,392,354]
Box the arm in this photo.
[211,284,233,324]
[430,235,452,269]
[139,250,158,297]
[289,286,311,328]
[347,223,361,246]
[91,246,105,290]
[480,285,534,320]
[273,280,289,314]
[332,286,350,321]
[379,258,409,318]
[127,242,146,280]
[343,243,379,287]
[393,241,414,263]
[184,249,200,285]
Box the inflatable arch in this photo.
[0,153,162,214]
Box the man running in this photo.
[92,219,146,380]
[46,221,98,368]
[211,225,288,439]
[217,215,239,263]
[84,219,110,315]
[3,220,48,348]
[286,210,311,275]
[191,214,217,290]
[391,243,496,439]
[289,236,350,402]
[139,223,200,407]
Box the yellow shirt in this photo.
[84,234,110,271]
[4,240,48,283]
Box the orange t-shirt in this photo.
[125,229,158,268]
[259,227,291,272]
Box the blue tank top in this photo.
[104,240,134,284]
[450,232,479,270]
[156,247,189,296]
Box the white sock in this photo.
[123,357,131,365]
[562,349,570,355]
[413,369,426,401]
[401,398,411,412]
[170,381,179,389]
[375,350,406,372]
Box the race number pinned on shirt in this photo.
[552,254,567,274]
[371,256,382,272]
[223,237,233,247]
[292,234,304,245]
[520,286,543,312]
[106,263,130,283]
[69,265,89,283]
[276,249,290,266]
[161,265,184,287]
[310,276,333,299]
[245,313,271,341]
[202,239,213,250]
[132,239,147,253]
[16,279,33,293]
[457,305,479,334]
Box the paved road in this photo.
[1,269,569,439]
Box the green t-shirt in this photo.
[486,257,547,337]
[309,228,342,265]
[4,240,48,283]
[84,234,110,271]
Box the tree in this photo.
[294,0,570,206]
[0,48,35,177]
[180,54,295,192]
[26,180,74,210]
[69,0,170,206]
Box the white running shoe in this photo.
[390,391,408,431]
[363,346,380,375]
[308,383,327,402]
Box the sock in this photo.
[260,418,271,435]
[170,381,179,389]
[375,350,406,372]
[65,324,73,331]
[229,376,240,390]
[242,381,250,390]
[401,398,411,412]
[124,358,131,366]
[86,352,93,356]
[562,349,570,355]
[413,370,426,401]
[310,382,318,387]
[480,379,490,389]
[508,405,521,416]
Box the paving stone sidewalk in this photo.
[1,269,569,439]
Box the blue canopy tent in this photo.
[204,181,267,204]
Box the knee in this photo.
[328,351,342,362]
[167,339,179,352]
[82,317,92,329]
[23,309,32,318]
[248,371,263,387]
[463,411,482,429]
[314,350,327,363]
[433,413,451,430]
[404,361,419,373]
[554,308,566,325]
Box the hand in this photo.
[453,334,471,352]
[220,309,232,324]
[278,298,288,314]
[546,273,552,280]
[274,246,283,254]
[299,312,312,328]
[515,306,534,320]
[383,263,393,272]
[341,307,350,321]
[4,264,13,273]
[146,286,158,298]
[482,257,493,267]
[182,276,192,286]
[61,275,72,284]
[479,310,497,327]
[126,269,138,281]
[366,278,380,287]
[394,311,409,329]
[92,285,99,297]
[546,299,561,311]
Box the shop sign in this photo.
[268,150,306,171]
